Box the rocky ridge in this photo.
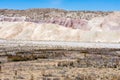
[0,8,112,20]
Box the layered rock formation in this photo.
[0,9,120,42]
[0,15,89,29]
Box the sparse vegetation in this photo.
[0,63,1,73]
[30,74,34,80]
[0,8,112,21]
[0,40,120,80]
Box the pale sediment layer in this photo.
[0,22,120,42]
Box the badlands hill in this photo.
[0,9,120,42]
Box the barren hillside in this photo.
[0,9,119,42]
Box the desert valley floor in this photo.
[0,40,120,80]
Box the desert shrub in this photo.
[30,74,34,80]
[8,55,31,61]
[0,64,1,72]
[7,53,41,61]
